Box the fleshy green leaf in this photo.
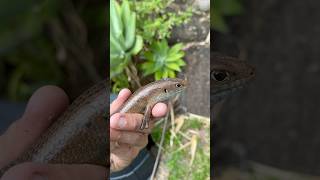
[155,71,162,80]
[141,62,156,76]
[144,51,154,61]
[166,51,185,62]
[163,69,168,78]
[211,10,229,33]
[130,35,143,55]
[216,0,244,16]
[169,43,183,55]
[166,63,181,72]
[176,59,186,66]
[140,39,186,80]
[168,69,176,78]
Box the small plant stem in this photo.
[150,101,172,180]
[125,60,141,89]
[170,102,175,147]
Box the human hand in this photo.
[0,86,106,180]
[110,89,167,172]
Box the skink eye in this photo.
[164,89,168,93]
[176,84,181,87]
[211,70,229,82]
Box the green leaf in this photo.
[163,69,169,78]
[176,59,186,66]
[168,69,176,78]
[166,63,181,72]
[140,39,186,81]
[110,33,125,53]
[129,35,143,55]
[110,0,123,39]
[166,51,185,62]
[123,2,136,49]
[157,39,169,55]
[110,55,130,78]
[169,43,183,55]
[154,59,164,71]
[141,62,153,69]
[112,73,129,93]
[141,62,156,76]
[132,0,192,43]
[110,0,145,85]
[144,51,154,61]
[155,71,163,80]
[211,10,229,33]
[212,0,244,33]
[110,64,124,78]
[216,0,244,16]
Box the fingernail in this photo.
[31,173,48,180]
[118,115,127,128]
[118,89,128,98]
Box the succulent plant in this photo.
[110,0,143,78]
[140,39,186,80]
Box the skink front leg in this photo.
[140,105,152,130]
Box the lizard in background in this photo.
[211,52,255,105]
[211,52,255,176]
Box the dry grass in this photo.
[151,113,210,180]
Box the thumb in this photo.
[110,89,131,114]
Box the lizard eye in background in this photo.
[176,84,181,87]
[211,71,229,82]
[164,89,168,93]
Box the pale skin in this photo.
[110,88,167,172]
[0,86,167,179]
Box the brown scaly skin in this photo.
[0,80,108,178]
[211,52,255,104]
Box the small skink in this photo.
[115,78,187,130]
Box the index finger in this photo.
[110,89,131,114]
[0,86,69,169]
[151,103,168,118]
[110,113,148,132]
[110,103,168,132]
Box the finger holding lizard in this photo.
[110,89,167,172]
[0,86,69,169]
[110,89,167,134]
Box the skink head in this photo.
[211,53,255,88]
[151,78,187,101]
[211,52,255,102]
